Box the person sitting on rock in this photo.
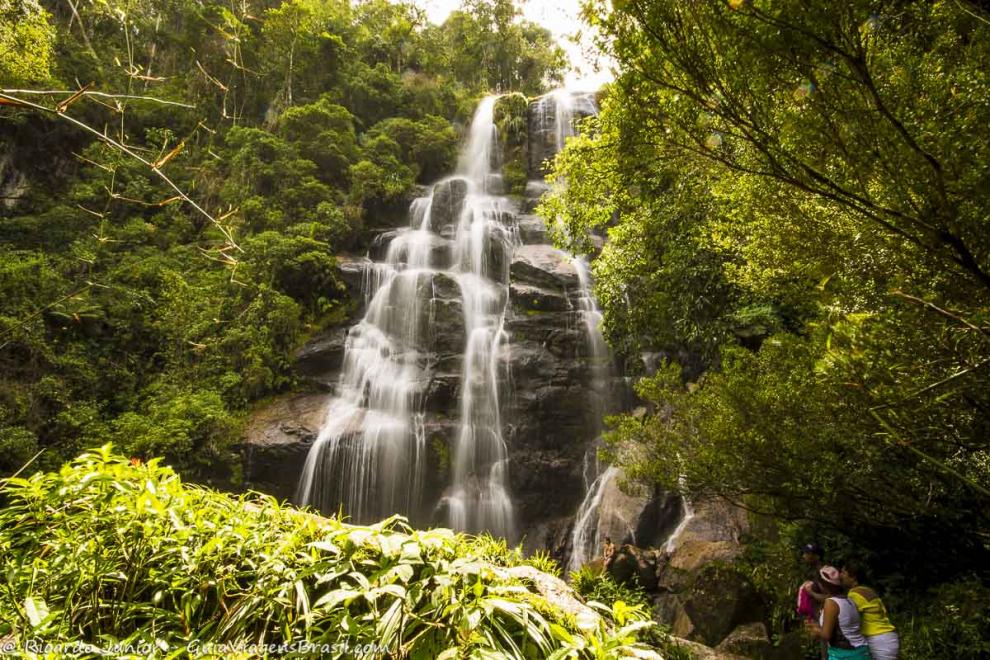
[805,566,872,660]
[602,536,616,569]
[842,559,900,660]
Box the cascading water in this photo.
[530,88,620,568]
[296,96,516,538]
[569,463,618,571]
[533,89,599,155]
[567,256,615,571]
[664,495,696,553]
[444,97,515,537]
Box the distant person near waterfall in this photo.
[798,542,828,619]
[602,536,616,569]
[798,542,828,659]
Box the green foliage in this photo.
[495,92,530,195]
[366,115,459,183]
[242,232,342,315]
[0,0,54,83]
[570,565,649,610]
[570,566,693,659]
[544,0,990,656]
[1,0,569,476]
[525,550,562,578]
[432,0,567,95]
[899,577,990,660]
[110,388,234,471]
[0,447,660,658]
[277,97,359,185]
[0,426,37,474]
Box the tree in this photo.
[439,0,567,94]
[544,0,990,607]
[0,0,54,83]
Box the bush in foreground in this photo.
[0,447,659,658]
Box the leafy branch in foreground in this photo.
[0,446,661,659]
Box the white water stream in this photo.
[297,96,516,537]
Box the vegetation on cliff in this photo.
[0,0,565,479]
[542,0,990,656]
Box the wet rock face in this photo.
[650,498,757,646]
[243,191,611,541]
[527,93,598,179]
[243,91,667,562]
[430,177,468,231]
[509,282,569,312]
[510,244,579,290]
[516,214,549,245]
[240,392,331,502]
[295,326,348,389]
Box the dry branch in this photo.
[0,89,239,254]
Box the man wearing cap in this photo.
[797,543,829,659]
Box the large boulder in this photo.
[670,563,764,647]
[496,565,599,627]
[371,229,455,270]
[517,214,549,244]
[675,498,751,548]
[715,622,775,659]
[294,326,348,388]
[335,254,371,299]
[509,449,584,527]
[608,544,665,592]
[594,475,668,551]
[519,515,574,560]
[647,498,762,649]
[510,244,578,290]
[427,272,467,356]
[430,177,469,231]
[509,282,570,312]
[669,638,750,660]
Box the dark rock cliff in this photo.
[240,93,684,564]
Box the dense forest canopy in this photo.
[0,0,564,478]
[540,0,989,655]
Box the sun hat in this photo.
[820,565,842,586]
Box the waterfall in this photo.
[296,95,516,538]
[573,256,610,417]
[445,97,515,537]
[569,463,618,572]
[530,88,633,571]
[664,496,696,553]
[567,256,615,572]
[533,89,599,155]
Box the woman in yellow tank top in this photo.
[841,560,900,659]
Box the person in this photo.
[842,560,900,660]
[602,536,616,569]
[805,566,872,659]
[798,542,827,620]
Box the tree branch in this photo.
[0,90,239,253]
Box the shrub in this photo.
[0,447,661,658]
[569,565,694,659]
[899,578,990,660]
